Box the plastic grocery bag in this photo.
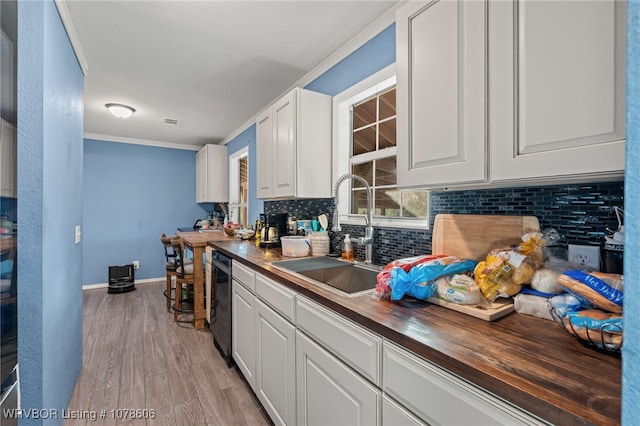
[375,254,458,299]
[389,259,477,301]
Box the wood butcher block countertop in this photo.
[209,239,622,426]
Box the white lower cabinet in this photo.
[296,330,381,426]
[382,341,548,426]
[232,266,547,426]
[232,279,255,390]
[255,298,296,426]
[232,271,297,425]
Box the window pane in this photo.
[400,190,428,219]
[351,189,369,215]
[352,162,373,187]
[239,156,248,203]
[379,118,396,149]
[375,189,401,217]
[375,157,396,186]
[353,125,376,155]
[353,97,377,129]
[379,88,396,120]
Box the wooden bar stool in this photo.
[161,233,192,311]
[170,236,197,323]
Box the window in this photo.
[333,64,429,229]
[229,147,249,227]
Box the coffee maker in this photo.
[259,213,288,248]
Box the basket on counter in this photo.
[549,305,622,354]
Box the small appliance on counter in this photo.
[259,213,288,248]
[604,206,624,274]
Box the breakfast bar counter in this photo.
[177,230,234,329]
[209,238,621,426]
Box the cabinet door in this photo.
[396,0,487,188]
[256,108,274,198]
[196,144,228,203]
[204,144,228,202]
[255,299,296,426]
[0,119,16,198]
[272,90,296,198]
[195,147,206,202]
[296,330,380,426]
[232,280,255,389]
[489,0,626,182]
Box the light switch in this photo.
[75,225,81,244]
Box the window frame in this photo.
[228,146,249,226]
[332,63,429,229]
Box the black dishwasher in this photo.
[210,251,234,367]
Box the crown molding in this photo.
[220,1,403,145]
[54,0,89,75]
[84,133,202,151]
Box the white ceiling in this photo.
[64,0,399,150]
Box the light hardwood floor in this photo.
[64,281,270,426]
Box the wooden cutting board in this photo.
[431,214,540,260]
[428,214,540,321]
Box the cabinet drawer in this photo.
[382,395,426,426]
[296,296,381,385]
[232,260,255,292]
[383,341,548,426]
[256,273,296,323]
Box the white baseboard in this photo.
[82,277,164,290]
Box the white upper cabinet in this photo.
[256,88,332,199]
[256,109,274,199]
[0,119,16,198]
[489,0,626,182]
[396,0,625,190]
[396,0,487,188]
[195,143,228,203]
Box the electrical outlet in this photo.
[133,260,139,269]
[568,244,600,270]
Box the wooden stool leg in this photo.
[174,280,182,322]
[166,273,173,311]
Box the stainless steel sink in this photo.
[270,257,380,296]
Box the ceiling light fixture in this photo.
[105,103,136,119]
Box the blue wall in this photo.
[18,1,84,423]
[82,139,208,284]
[305,24,396,96]
[623,2,640,424]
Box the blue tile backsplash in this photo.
[264,180,624,266]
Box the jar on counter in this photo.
[310,231,330,256]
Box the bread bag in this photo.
[557,270,623,314]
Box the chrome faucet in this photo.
[332,173,374,264]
